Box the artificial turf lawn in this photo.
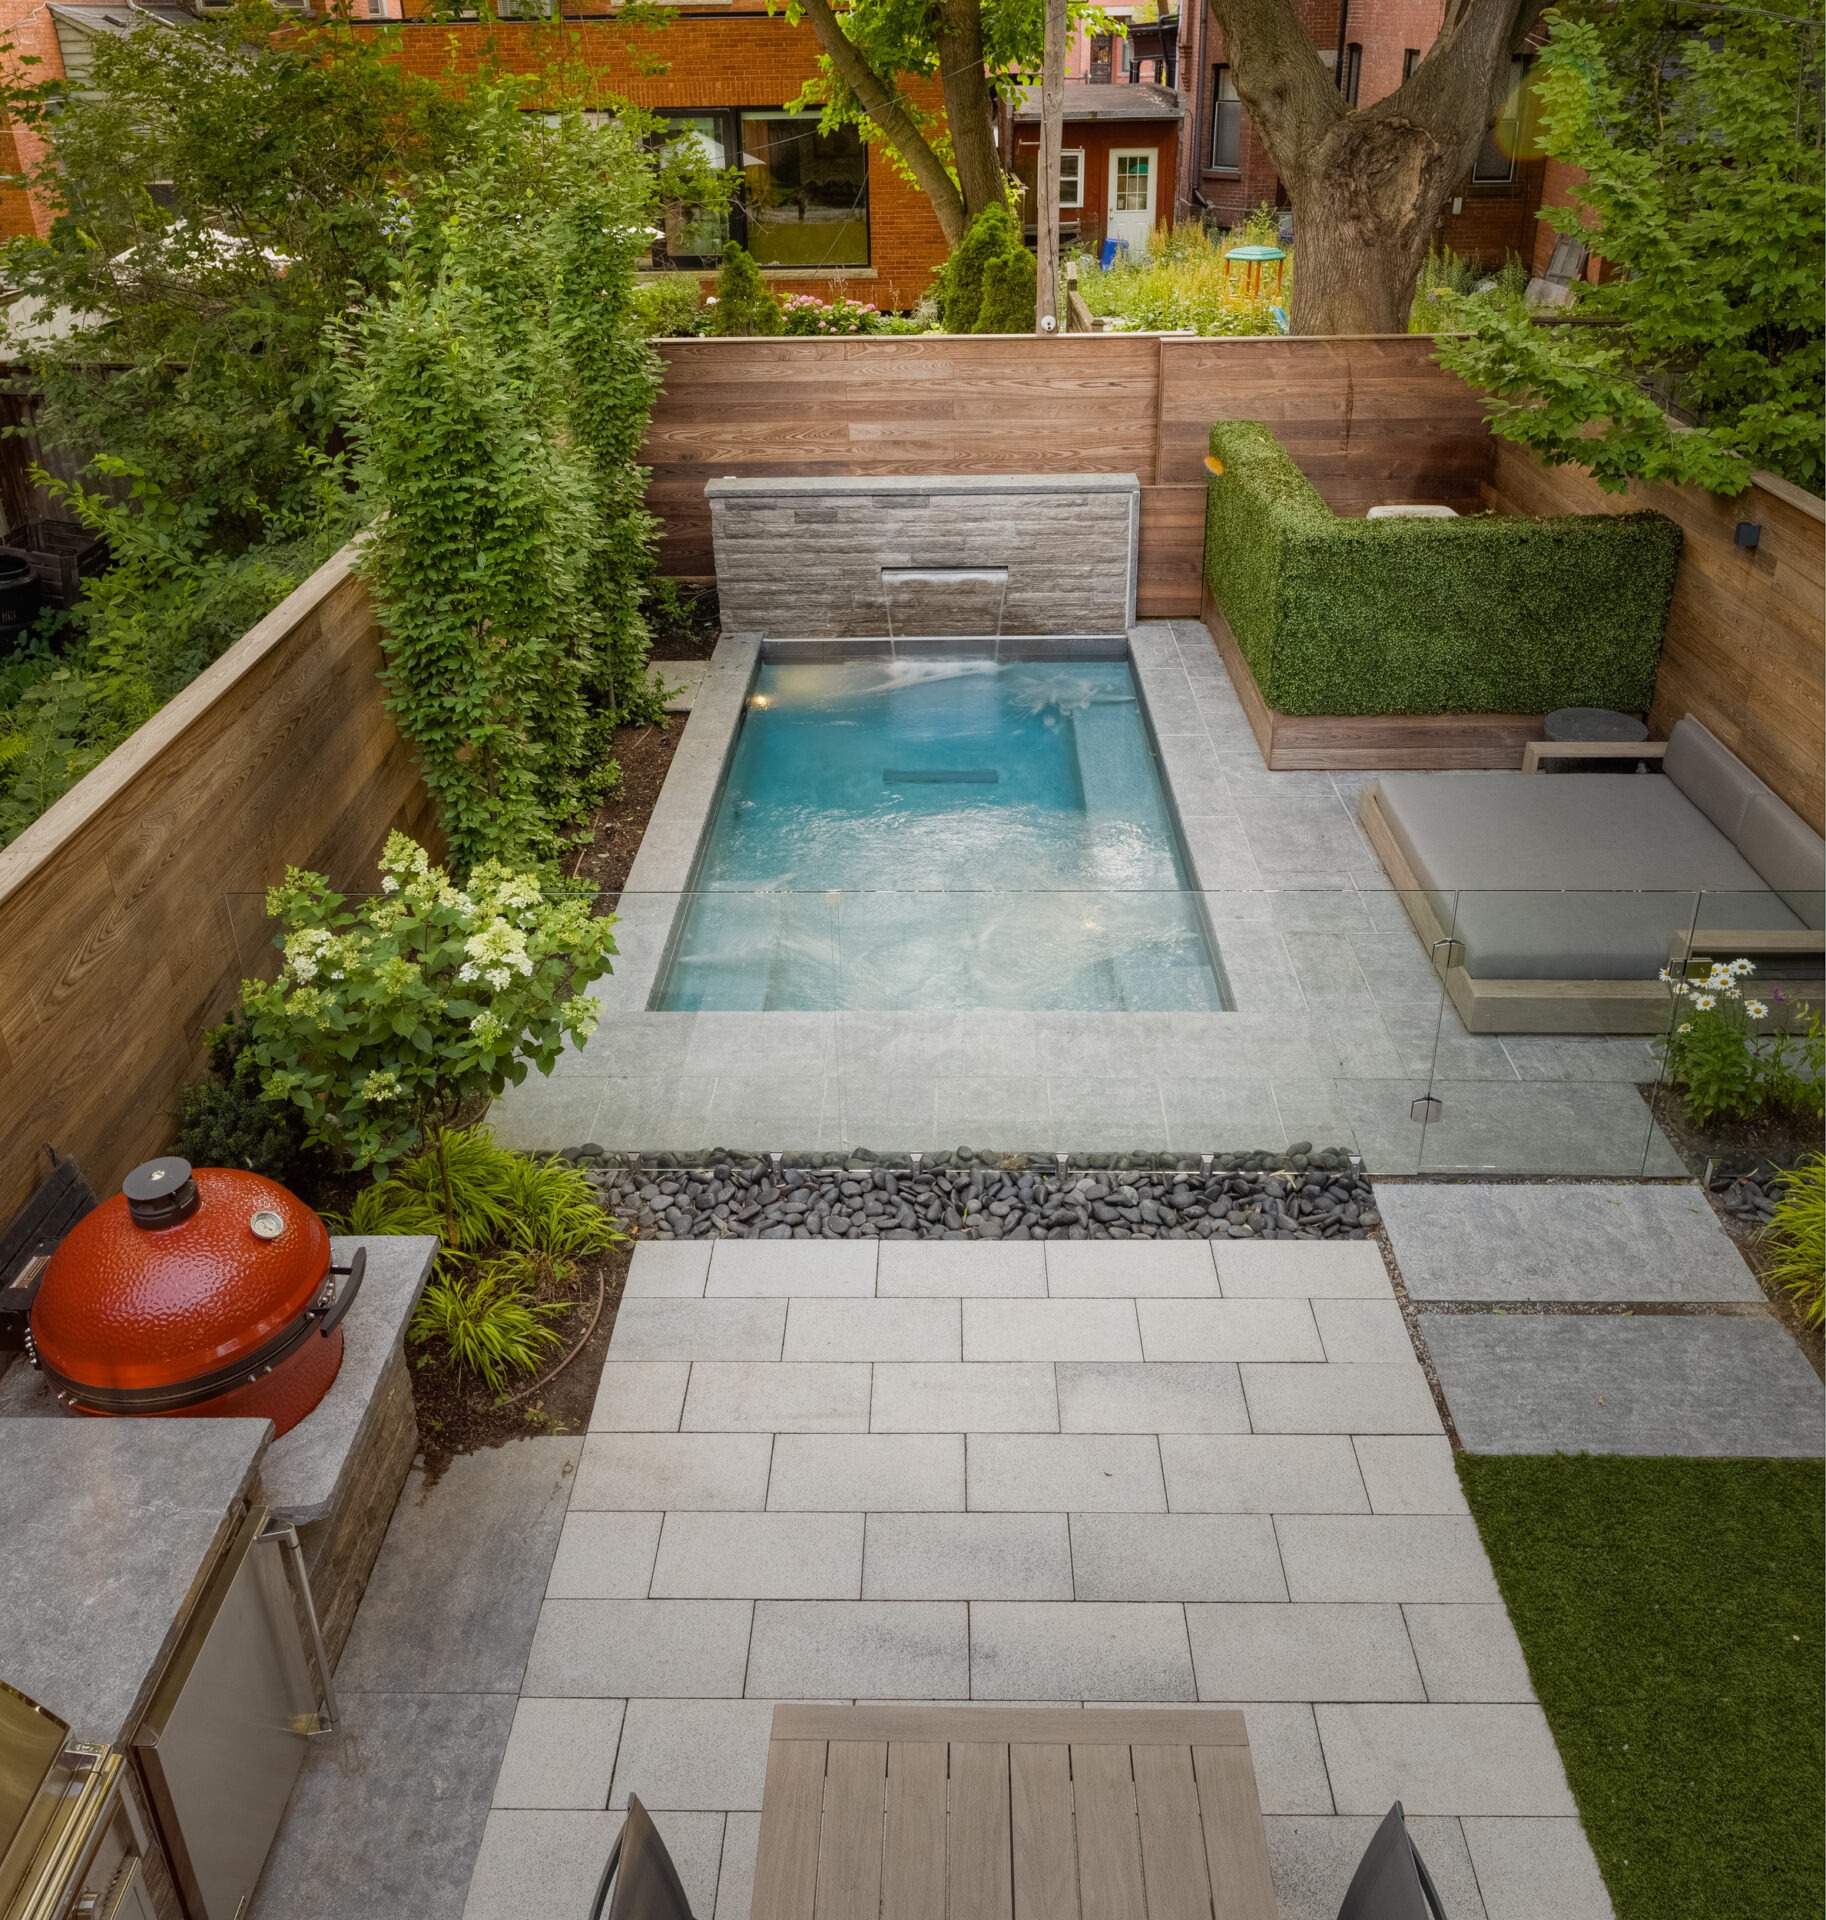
[1458,1454,1823,1920]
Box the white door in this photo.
[1106,148,1157,254]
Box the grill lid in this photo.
[31,1160,333,1396]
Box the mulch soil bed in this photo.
[1642,1083,1823,1375]
[405,638,719,1465]
[568,718,682,908]
[410,1241,631,1475]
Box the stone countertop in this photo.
[261,1236,435,1526]
[0,1236,435,1528]
[0,1234,435,1745]
[0,1418,270,1745]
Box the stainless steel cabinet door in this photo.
[135,1513,319,1920]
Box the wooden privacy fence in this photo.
[647,331,1825,828]
[644,333,1496,618]
[0,546,439,1227]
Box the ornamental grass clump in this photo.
[338,1122,624,1391]
[1656,956,1824,1128]
[239,832,616,1170]
[1763,1155,1825,1330]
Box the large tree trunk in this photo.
[1280,114,1453,331]
[1206,0,1546,332]
[796,0,969,245]
[935,0,1007,218]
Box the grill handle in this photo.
[313,1247,365,1338]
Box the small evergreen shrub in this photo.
[706,243,782,336]
[975,246,1037,334]
[936,206,1033,334]
[175,1016,313,1186]
[1203,420,1683,715]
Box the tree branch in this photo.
[792,0,969,245]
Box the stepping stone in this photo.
[1383,1181,1762,1302]
[1420,1312,1824,1456]
[651,659,708,712]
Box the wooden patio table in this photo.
[750,1705,1278,1920]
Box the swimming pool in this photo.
[653,657,1226,1012]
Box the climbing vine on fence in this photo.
[340,104,667,872]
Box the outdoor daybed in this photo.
[1361,717,1826,1033]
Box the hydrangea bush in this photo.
[239,833,616,1167]
[781,293,880,336]
[1657,957,1823,1128]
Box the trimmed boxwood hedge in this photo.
[1203,420,1683,717]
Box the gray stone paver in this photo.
[1068,1513,1286,1602]
[869,1361,1059,1432]
[1422,1311,1825,1456]
[649,1512,864,1599]
[1056,1361,1249,1433]
[862,1512,1073,1599]
[1381,1180,1765,1301]
[588,1360,689,1431]
[1350,1436,1470,1515]
[679,1360,872,1432]
[464,1239,1611,1920]
[1138,1297,1326,1362]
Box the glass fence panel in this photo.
[1407,889,1704,1178]
[218,883,1814,1184]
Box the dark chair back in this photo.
[1337,1802,1448,1920]
[589,1795,697,1920]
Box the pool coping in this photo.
[598,626,1236,1016]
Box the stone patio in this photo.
[1383,1181,1826,1456]
[455,1238,1616,1920]
[491,620,1683,1179]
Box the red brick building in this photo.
[1009,83,1183,260]
[0,0,1548,305]
[1173,0,1548,267]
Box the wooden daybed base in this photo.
[1358,783,1826,1035]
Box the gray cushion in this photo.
[1663,716,1772,841]
[1737,792,1826,929]
[1372,771,1803,979]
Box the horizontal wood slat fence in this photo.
[645,334,1495,618]
[0,546,440,1226]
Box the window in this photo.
[739,113,869,268]
[1209,64,1242,172]
[1341,42,1362,105]
[653,110,870,270]
[1402,48,1421,80]
[1060,149,1085,210]
[656,113,732,266]
[1473,55,1532,183]
[1114,152,1151,212]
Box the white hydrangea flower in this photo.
[380,874,400,894]
[360,1070,403,1104]
[470,1010,506,1044]
[458,961,478,983]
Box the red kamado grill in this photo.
[22,1157,364,1436]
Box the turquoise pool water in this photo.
[653,658,1225,1011]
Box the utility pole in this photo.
[1034,0,1067,335]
